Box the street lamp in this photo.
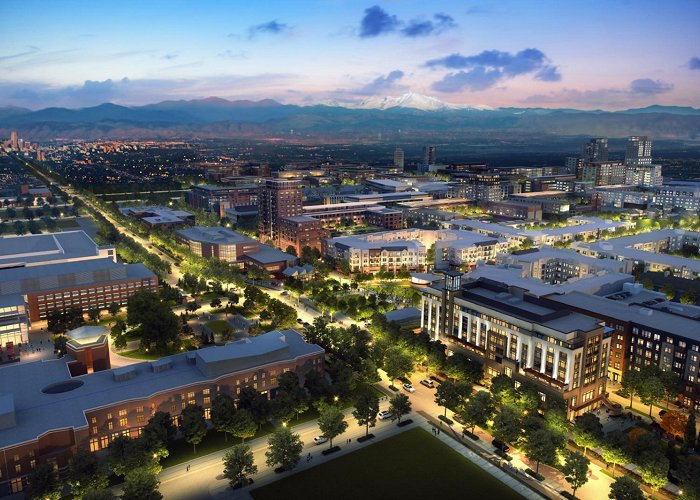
[282,421,287,427]
[333,395,339,404]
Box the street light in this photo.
[333,395,339,403]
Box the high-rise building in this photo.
[393,148,404,169]
[625,136,652,166]
[624,164,663,187]
[423,145,436,168]
[10,131,18,151]
[582,138,608,162]
[258,178,303,245]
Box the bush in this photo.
[525,469,544,481]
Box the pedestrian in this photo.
[438,429,440,435]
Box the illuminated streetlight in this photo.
[333,396,339,403]
[282,421,287,427]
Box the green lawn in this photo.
[119,349,161,360]
[250,427,525,500]
[204,319,233,335]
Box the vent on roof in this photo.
[113,366,137,382]
[638,308,653,317]
[186,352,197,364]
[151,359,173,373]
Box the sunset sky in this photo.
[1,0,699,110]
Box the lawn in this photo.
[250,428,525,500]
[204,319,233,335]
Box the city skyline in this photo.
[1,0,699,110]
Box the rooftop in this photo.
[176,226,254,246]
[0,231,103,267]
[243,247,296,264]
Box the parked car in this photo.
[296,318,303,324]
[402,383,415,393]
[420,379,435,388]
[378,410,393,420]
[492,439,510,453]
[313,436,329,445]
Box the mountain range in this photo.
[1,93,700,141]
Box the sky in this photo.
[1,0,699,110]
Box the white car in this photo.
[403,383,415,393]
[378,410,393,420]
[313,436,329,445]
[420,379,435,388]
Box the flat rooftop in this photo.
[0,231,102,267]
[0,330,322,448]
[176,226,255,246]
[244,247,296,264]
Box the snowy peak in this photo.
[321,92,493,112]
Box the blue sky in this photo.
[0,0,699,109]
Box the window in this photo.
[107,422,113,430]
[29,460,35,470]
[187,392,195,399]
[107,413,112,420]
[203,388,210,395]
[90,438,100,452]
[136,415,145,423]
[119,418,128,427]
[119,409,127,417]
[13,455,19,462]
[14,465,21,474]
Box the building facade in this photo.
[258,179,303,246]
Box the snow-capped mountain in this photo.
[322,92,493,112]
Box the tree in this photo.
[285,245,297,257]
[265,427,304,472]
[108,302,121,317]
[524,428,561,474]
[143,411,175,452]
[210,297,222,309]
[491,406,521,446]
[677,456,700,500]
[230,408,257,443]
[67,447,109,498]
[88,307,101,322]
[82,489,116,500]
[681,288,698,305]
[638,374,665,417]
[490,374,517,407]
[601,431,629,477]
[661,282,675,300]
[660,370,683,409]
[562,450,590,498]
[620,369,643,409]
[25,463,62,500]
[317,403,348,449]
[684,412,697,453]
[383,347,414,387]
[461,391,495,435]
[353,389,379,437]
[121,468,162,500]
[181,404,207,454]
[107,436,161,477]
[608,476,644,500]
[435,380,461,417]
[636,442,669,491]
[237,387,270,428]
[388,393,412,424]
[222,444,257,489]
[660,410,688,439]
[573,413,603,457]
[127,291,180,352]
[211,394,236,442]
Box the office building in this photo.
[10,132,18,151]
[625,136,653,166]
[278,215,324,255]
[422,145,436,170]
[187,185,259,217]
[421,275,610,419]
[176,226,261,263]
[0,231,158,322]
[0,329,323,494]
[0,296,29,347]
[258,179,303,246]
[582,138,609,162]
[624,165,663,188]
[393,148,404,169]
[578,161,626,186]
[482,200,543,221]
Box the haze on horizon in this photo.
[1,0,699,111]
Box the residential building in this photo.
[186,185,259,217]
[582,138,609,162]
[423,145,436,168]
[624,165,663,188]
[393,148,404,169]
[578,161,626,186]
[258,179,303,246]
[278,216,324,255]
[481,200,543,221]
[421,274,611,419]
[625,136,653,166]
[0,329,323,494]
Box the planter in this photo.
[321,446,341,456]
[397,419,413,428]
[231,478,254,490]
[462,431,480,441]
[389,385,399,392]
[274,467,287,474]
[525,469,544,481]
[438,415,453,425]
[357,433,375,443]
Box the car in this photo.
[313,436,329,445]
[296,318,303,324]
[492,439,510,453]
[281,291,288,296]
[402,383,415,393]
[420,379,435,388]
[378,410,393,420]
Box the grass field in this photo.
[250,427,524,500]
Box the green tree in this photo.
[608,476,644,500]
[638,374,665,417]
[353,389,380,437]
[181,404,207,454]
[108,302,121,316]
[317,403,348,449]
[388,393,412,424]
[265,427,304,472]
[620,369,643,410]
[660,370,683,409]
[573,413,603,457]
[230,408,257,443]
[121,468,162,500]
[601,431,629,477]
[677,456,700,500]
[460,391,495,435]
[222,444,257,489]
[82,489,116,500]
[210,297,222,309]
[88,307,101,322]
[562,450,590,498]
[107,436,162,477]
[434,380,462,417]
[684,412,697,453]
[237,387,270,428]
[525,428,561,474]
[383,347,414,387]
[636,444,669,491]
[67,447,109,498]
[127,291,180,352]
[142,411,175,452]
[25,463,62,500]
[211,394,236,442]
[681,288,698,305]
[491,406,521,446]
[661,282,675,300]
[490,374,517,407]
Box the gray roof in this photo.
[384,307,421,323]
[0,231,102,267]
[244,247,296,264]
[176,226,254,246]
[0,329,322,448]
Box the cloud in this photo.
[402,13,456,38]
[248,20,290,39]
[427,48,560,92]
[350,70,406,95]
[218,50,247,60]
[359,6,399,37]
[629,78,673,95]
[359,6,456,38]
[690,57,700,70]
[0,47,40,62]
[522,78,675,109]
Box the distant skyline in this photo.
[1,0,699,110]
